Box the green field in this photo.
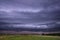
[0,35,60,40]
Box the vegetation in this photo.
[0,35,60,40]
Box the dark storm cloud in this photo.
[0,0,60,31]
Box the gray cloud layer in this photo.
[0,0,60,31]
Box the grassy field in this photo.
[0,35,60,40]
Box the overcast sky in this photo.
[0,0,60,31]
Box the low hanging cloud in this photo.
[0,0,60,31]
[0,8,42,13]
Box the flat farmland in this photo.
[0,35,60,40]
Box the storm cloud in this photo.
[0,0,60,32]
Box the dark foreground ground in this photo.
[0,35,60,40]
